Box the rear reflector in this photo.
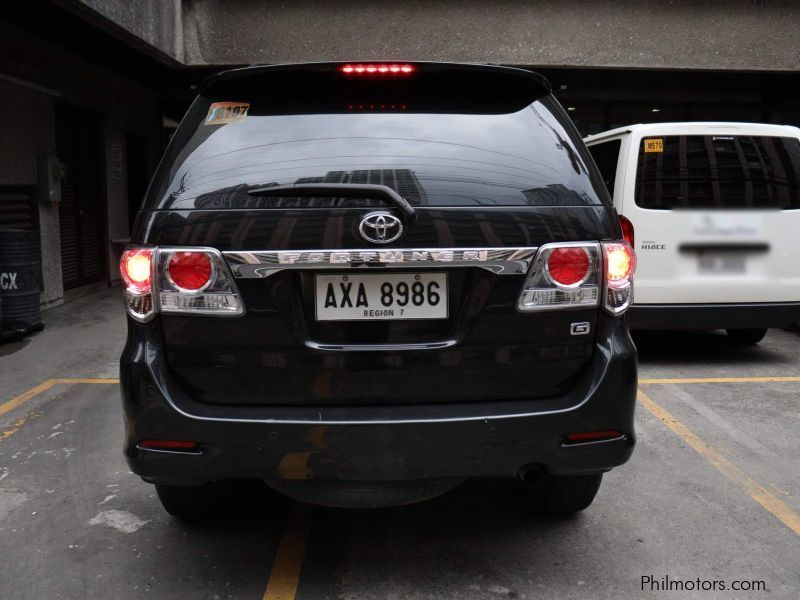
[138,440,199,451]
[564,430,624,444]
[340,63,415,75]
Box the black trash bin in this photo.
[0,229,44,340]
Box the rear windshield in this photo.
[146,66,607,210]
[635,135,800,210]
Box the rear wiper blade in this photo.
[248,183,415,219]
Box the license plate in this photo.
[697,252,746,274]
[315,272,447,321]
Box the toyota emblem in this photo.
[358,212,403,244]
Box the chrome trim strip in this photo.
[224,247,538,278]
[305,340,458,352]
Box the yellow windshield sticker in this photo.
[205,102,250,125]
[644,138,664,153]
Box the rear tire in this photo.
[155,483,224,522]
[522,473,603,515]
[726,328,767,345]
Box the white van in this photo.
[585,122,800,344]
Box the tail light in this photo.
[120,247,154,321]
[619,215,634,247]
[120,246,243,320]
[339,63,415,75]
[603,241,635,314]
[517,240,635,315]
[517,242,601,312]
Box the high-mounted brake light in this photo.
[340,63,415,75]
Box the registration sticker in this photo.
[644,138,663,153]
[205,102,250,125]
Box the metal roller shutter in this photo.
[55,103,106,290]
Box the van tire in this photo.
[155,483,223,522]
[726,328,768,345]
[522,473,603,514]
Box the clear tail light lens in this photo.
[120,247,155,321]
[120,246,243,319]
[602,241,635,314]
[517,242,601,312]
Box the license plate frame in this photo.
[314,272,448,321]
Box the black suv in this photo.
[120,62,637,519]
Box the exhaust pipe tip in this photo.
[518,465,544,487]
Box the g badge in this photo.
[570,322,591,336]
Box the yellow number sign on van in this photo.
[205,102,250,125]
[644,138,664,153]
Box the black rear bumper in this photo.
[628,302,800,331]
[120,316,637,485]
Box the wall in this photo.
[59,0,183,63]
[0,19,162,307]
[0,80,62,307]
[180,0,800,71]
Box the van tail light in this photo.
[517,240,635,315]
[120,247,155,321]
[120,246,243,320]
[619,215,634,247]
[602,241,635,314]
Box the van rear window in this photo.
[146,65,608,210]
[635,135,800,210]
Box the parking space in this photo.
[1,291,799,599]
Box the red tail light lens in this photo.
[167,252,213,292]
[620,215,634,247]
[546,247,591,287]
[340,63,415,76]
[120,248,153,293]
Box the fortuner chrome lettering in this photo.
[224,247,539,278]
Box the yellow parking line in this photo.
[0,378,119,419]
[638,388,800,537]
[0,380,58,418]
[640,376,800,384]
[0,411,41,442]
[50,378,119,385]
[263,503,314,600]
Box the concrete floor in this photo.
[1,288,799,599]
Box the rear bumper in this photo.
[628,302,800,330]
[120,316,637,485]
